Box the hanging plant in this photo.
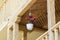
[26,12,35,23]
[25,12,35,30]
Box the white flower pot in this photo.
[26,23,33,30]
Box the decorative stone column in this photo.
[13,23,19,40]
[47,0,55,40]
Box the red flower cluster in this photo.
[26,16,35,22]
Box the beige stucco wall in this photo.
[0,26,7,40]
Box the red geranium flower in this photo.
[26,16,35,22]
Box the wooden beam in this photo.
[19,0,36,16]
[59,25,60,40]
[54,29,58,40]
[23,30,27,40]
[7,22,13,40]
[47,0,55,40]
[13,23,19,40]
[7,28,13,40]
[47,0,56,29]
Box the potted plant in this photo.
[26,12,35,30]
